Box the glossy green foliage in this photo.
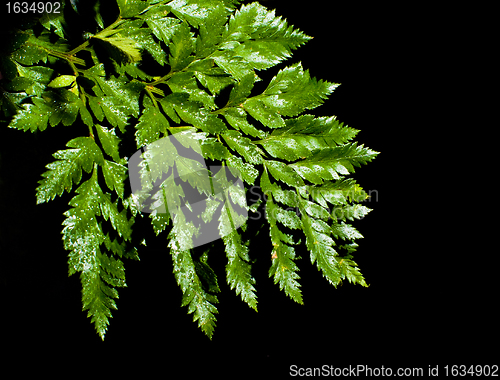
[1,0,378,340]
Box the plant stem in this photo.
[44,16,129,76]
[44,47,86,66]
[150,72,174,86]
[67,40,90,57]
[147,86,165,97]
[145,87,159,108]
[68,17,125,56]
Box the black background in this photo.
[0,0,497,376]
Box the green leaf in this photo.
[226,155,259,185]
[227,72,255,106]
[223,107,267,139]
[226,2,308,44]
[13,63,54,96]
[134,97,170,147]
[158,93,183,123]
[44,90,81,127]
[88,96,105,122]
[116,0,149,18]
[36,137,104,204]
[139,135,178,185]
[146,16,181,45]
[63,172,104,269]
[100,193,133,241]
[268,239,303,304]
[192,60,234,95]
[195,4,229,58]
[307,178,369,206]
[95,125,124,164]
[48,75,76,88]
[167,0,239,28]
[299,202,342,287]
[259,63,338,117]
[167,71,216,109]
[140,3,171,20]
[94,35,142,63]
[40,7,65,37]
[97,96,128,133]
[337,256,367,287]
[225,3,312,70]
[79,254,118,341]
[2,30,29,55]
[8,90,82,131]
[8,101,50,132]
[150,211,171,236]
[265,160,304,188]
[260,171,299,208]
[256,115,359,161]
[3,77,34,95]
[330,222,363,241]
[195,250,221,294]
[200,197,221,224]
[221,130,264,164]
[65,137,105,168]
[168,22,195,71]
[223,231,258,311]
[331,204,372,223]
[242,96,285,129]
[88,96,130,132]
[62,169,131,340]
[116,63,153,80]
[171,248,218,339]
[263,180,303,304]
[87,68,140,113]
[270,204,302,230]
[117,22,168,66]
[174,155,213,198]
[212,49,253,81]
[170,98,227,134]
[99,250,127,286]
[211,166,257,310]
[102,160,128,199]
[201,138,231,161]
[215,166,248,236]
[11,40,48,65]
[170,127,207,151]
[290,143,379,184]
[0,91,24,119]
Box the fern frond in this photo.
[3,0,378,340]
[225,2,311,70]
[62,167,133,339]
[290,143,379,184]
[261,171,303,303]
[223,231,258,311]
[256,115,359,161]
[36,137,104,204]
[171,248,219,339]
